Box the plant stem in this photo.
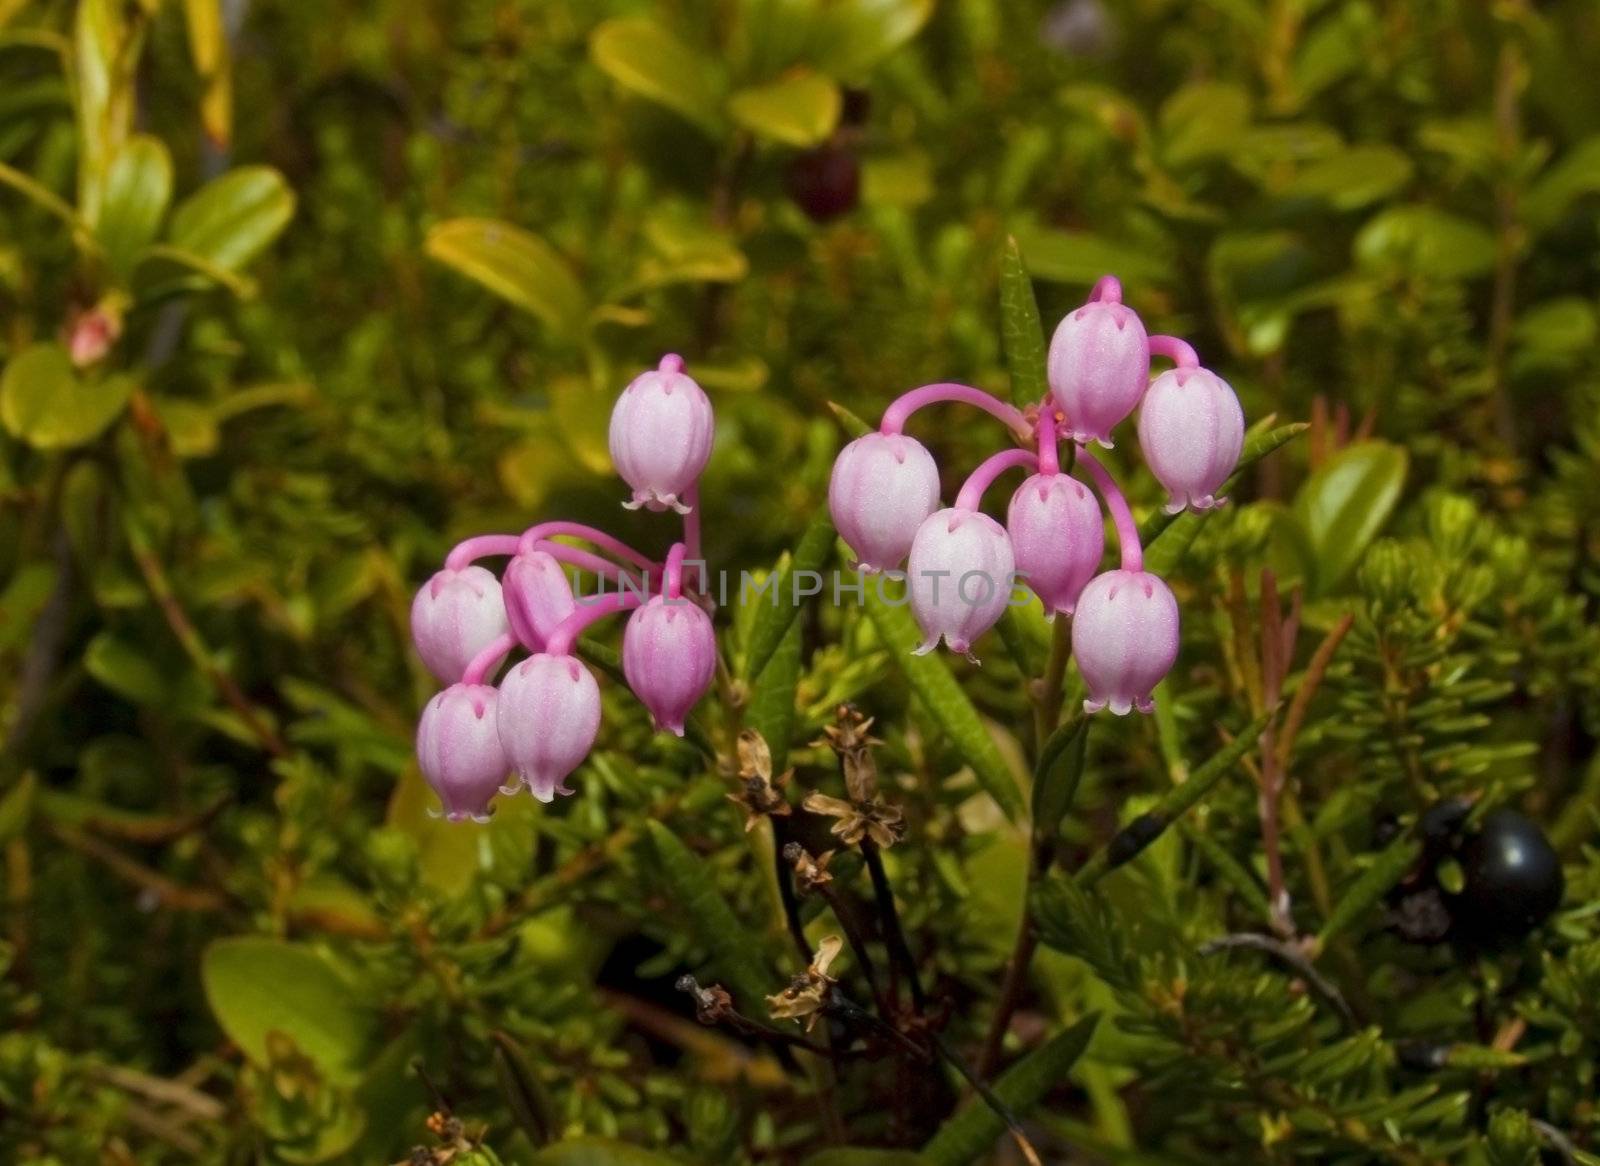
[860,840,925,1014]
[932,1032,1044,1166]
[1147,334,1199,369]
[816,882,894,1022]
[978,925,1037,1079]
[879,382,1032,442]
[1076,452,1142,573]
[953,448,1038,512]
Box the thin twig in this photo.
[49,824,230,912]
[861,840,926,1014]
[1198,932,1355,1027]
[931,1033,1043,1166]
[978,926,1037,1079]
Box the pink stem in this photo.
[536,544,655,592]
[879,383,1030,441]
[546,591,646,657]
[664,543,687,599]
[1077,452,1142,573]
[954,448,1039,513]
[462,631,517,686]
[1037,410,1060,477]
[444,534,522,571]
[515,521,658,570]
[1148,334,1200,370]
[681,482,703,590]
[1088,275,1123,304]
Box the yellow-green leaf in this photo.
[0,344,132,449]
[168,165,294,271]
[425,218,588,337]
[728,72,841,147]
[97,134,172,275]
[813,0,934,78]
[1292,441,1408,594]
[590,18,722,132]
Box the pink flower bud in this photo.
[502,550,576,651]
[1137,367,1245,513]
[416,683,508,822]
[622,596,716,736]
[1006,473,1104,618]
[907,508,1016,660]
[497,653,602,802]
[609,355,714,513]
[829,432,941,573]
[1071,569,1179,715]
[1047,300,1149,446]
[411,566,511,684]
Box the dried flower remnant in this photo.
[767,936,844,1031]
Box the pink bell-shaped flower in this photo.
[1047,299,1150,447]
[410,566,511,684]
[622,596,717,736]
[609,354,714,513]
[1071,569,1179,715]
[496,653,603,802]
[416,683,508,822]
[502,549,577,651]
[907,508,1016,660]
[1137,367,1244,513]
[829,432,941,573]
[1006,473,1104,618]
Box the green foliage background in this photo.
[4,0,1600,1162]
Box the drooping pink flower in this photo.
[496,654,603,802]
[1047,300,1150,447]
[1006,472,1104,618]
[829,432,941,573]
[1137,367,1244,513]
[622,596,717,736]
[410,566,511,684]
[608,354,714,513]
[1071,569,1179,715]
[907,508,1016,660]
[416,684,508,822]
[502,549,577,651]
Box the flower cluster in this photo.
[828,275,1244,714]
[410,355,717,821]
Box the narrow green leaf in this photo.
[743,507,835,682]
[827,399,873,438]
[1140,421,1308,552]
[529,1138,682,1166]
[998,236,1048,407]
[1292,440,1408,594]
[728,72,841,147]
[590,18,723,132]
[492,1030,556,1148]
[643,820,773,1009]
[746,617,803,773]
[0,344,133,450]
[97,134,172,276]
[201,937,375,1083]
[1316,834,1421,948]
[1032,717,1088,850]
[425,218,588,337]
[921,1013,1100,1165]
[1077,708,1273,885]
[0,160,97,254]
[863,589,1026,823]
[0,774,36,844]
[168,166,295,271]
[803,1152,928,1166]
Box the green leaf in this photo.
[425,218,588,337]
[862,588,1026,823]
[201,937,375,1083]
[921,1013,1100,1165]
[0,774,36,845]
[1076,708,1274,885]
[812,0,934,78]
[1354,206,1495,281]
[746,617,803,773]
[803,1152,929,1166]
[643,821,773,1009]
[168,165,295,271]
[1012,226,1167,286]
[0,160,96,253]
[743,507,836,682]
[97,134,172,276]
[1279,145,1413,210]
[1292,441,1407,594]
[1032,718,1088,851]
[529,1139,681,1166]
[1525,136,1600,232]
[590,18,723,132]
[728,72,841,147]
[0,344,133,450]
[492,1030,556,1148]
[998,236,1047,407]
[74,0,144,225]
[1159,81,1251,167]
[136,243,256,298]
[1316,835,1421,948]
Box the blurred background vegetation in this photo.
[6,0,1600,1162]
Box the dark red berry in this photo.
[786,144,860,223]
[1449,809,1563,941]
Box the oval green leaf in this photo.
[0,343,133,450]
[729,72,842,147]
[425,218,588,338]
[168,165,295,271]
[96,134,172,275]
[1354,206,1494,281]
[1292,441,1408,594]
[590,18,723,132]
